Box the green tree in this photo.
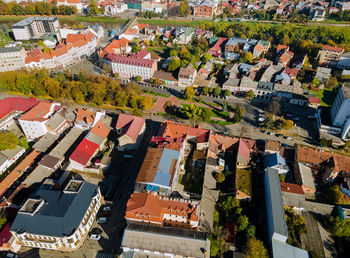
[169,49,177,56]
[200,108,213,122]
[184,86,195,100]
[202,86,209,95]
[88,0,99,15]
[246,90,255,100]
[237,215,249,231]
[0,131,19,150]
[134,76,142,82]
[224,90,231,97]
[44,78,61,98]
[201,53,212,62]
[279,174,286,182]
[327,216,350,237]
[179,0,190,17]
[168,57,180,72]
[213,87,221,96]
[244,52,254,63]
[215,172,225,183]
[325,77,338,89]
[312,76,320,87]
[246,224,256,239]
[245,238,268,258]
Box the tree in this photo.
[201,53,212,62]
[88,0,99,15]
[168,57,180,72]
[325,77,338,89]
[139,96,153,111]
[243,52,254,63]
[213,87,221,97]
[224,90,231,97]
[282,119,294,130]
[134,76,142,82]
[245,238,268,258]
[179,0,190,17]
[267,100,281,116]
[312,76,320,87]
[246,224,256,239]
[201,108,213,122]
[44,78,61,98]
[237,215,249,231]
[169,49,177,57]
[279,174,286,182]
[202,86,209,95]
[215,172,225,183]
[184,86,195,100]
[0,131,19,150]
[246,90,255,100]
[327,216,350,237]
[324,185,348,204]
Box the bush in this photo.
[215,172,225,183]
[319,137,333,147]
[327,216,350,237]
[0,131,19,150]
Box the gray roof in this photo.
[297,162,316,190]
[12,17,57,28]
[49,127,83,160]
[264,168,288,242]
[33,133,59,153]
[38,154,60,170]
[0,145,24,160]
[122,223,209,257]
[272,239,309,258]
[22,165,52,187]
[46,112,66,131]
[0,47,23,53]
[86,131,105,146]
[11,180,98,237]
[240,76,258,89]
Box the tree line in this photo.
[0,70,154,113]
[0,0,77,16]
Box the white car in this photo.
[103,206,112,212]
[258,117,265,122]
[97,217,107,224]
[90,234,101,240]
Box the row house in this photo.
[178,65,197,87]
[193,0,220,17]
[11,180,102,251]
[107,51,157,79]
[98,38,131,58]
[103,1,128,15]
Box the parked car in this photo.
[286,137,293,140]
[97,217,107,224]
[90,234,101,240]
[268,132,275,136]
[258,109,264,114]
[292,117,300,121]
[258,117,265,122]
[103,206,112,212]
[90,227,103,235]
[286,113,293,117]
[276,134,282,137]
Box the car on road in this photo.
[97,217,107,224]
[257,109,264,114]
[268,132,275,136]
[103,206,112,212]
[101,211,111,217]
[90,234,101,240]
[258,117,265,122]
[90,228,103,235]
[276,134,283,137]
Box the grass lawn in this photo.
[309,88,338,106]
[144,90,169,98]
[146,46,167,55]
[235,168,252,197]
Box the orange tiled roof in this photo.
[104,38,129,54]
[280,182,304,195]
[122,28,138,35]
[136,23,148,31]
[19,102,55,122]
[126,192,199,223]
[157,121,209,139]
[75,108,96,125]
[322,45,344,53]
[296,145,350,173]
[90,118,110,139]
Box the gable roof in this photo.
[89,117,110,139]
[322,45,344,53]
[237,138,250,161]
[0,97,40,121]
[19,102,57,122]
[264,153,286,168]
[69,139,99,166]
[280,182,304,195]
[116,114,145,141]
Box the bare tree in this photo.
[267,100,281,117]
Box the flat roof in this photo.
[33,133,59,152]
[11,180,98,237]
[22,166,52,187]
[122,223,208,257]
[0,47,23,53]
[12,17,57,28]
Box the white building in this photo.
[107,52,157,79]
[56,0,83,12]
[104,2,128,15]
[0,146,25,174]
[18,102,62,140]
[337,52,350,70]
[0,47,26,72]
[10,179,102,251]
[12,17,59,41]
[330,83,350,139]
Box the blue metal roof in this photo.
[153,147,179,187]
[264,153,286,168]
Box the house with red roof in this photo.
[98,38,130,58]
[208,37,227,57]
[75,107,104,129]
[276,45,289,55]
[280,182,305,208]
[126,192,200,229]
[308,97,321,108]
[69,116,111,171]
[236,138,251,167]
[18,102,63,140]
[0,97,40,131]
[318,44,344,67]
[116,114,146,151]
[278,51,294,67]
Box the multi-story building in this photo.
[0,47,26,72]
[330,83,350,139]
[12,17,59,41]
[318,45,344,67]
[253,40,270,58]
[18,102,62,140]
[107,52,157,79]
[10,179,102,251]
[178,65,197,87]
[126,192,199,229]
[193,0,219,17]
[104,2,128,15]
[116,114,146,151]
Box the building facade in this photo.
[0,47,26,72]
[10,180,102,251]
[12,17,59,41]
[330,84,350,139]
[318,45,344,67]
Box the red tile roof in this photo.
[69,138,99,166]
[116,114,145,141]
[284,67,299,78]
[131,50,150,59]
[106,53,155,68]
[157,121,209,139]
[322,45,344,53]
[90,118,110,139]
[280,182,304,195]
[122,28,138,35]
[0,223,12,246]
[75,108,96,125]
[103,38,129,54]
[308,97,320,104]
[126,192,199,224]
[136,23,148,31]
[296,145,350,173]
[237,138,250,161]
[19,102,57,122]
[0,97,40,121]
[277,45,289,52]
